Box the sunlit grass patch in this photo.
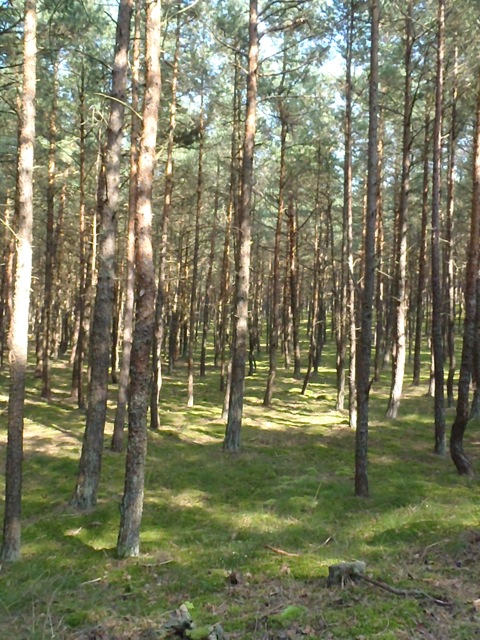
[0,346,478,638]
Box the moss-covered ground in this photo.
[0,344,479,639]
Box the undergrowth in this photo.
[0,344,479,639]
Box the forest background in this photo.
[1,0,480,638]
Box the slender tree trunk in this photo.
[0,192,15,369]
[117,0,162,558]
[287,193,301,378]
[70,65,87,409]
[218,57,241,402]
[150,5,179,429]
[1,0,36,562]
[187,89,205,407]
[40,56,58,399]
[431,0,446,455]
[412,111,431,385]
[264,100,287,405]
[449,79,480,478]
[386,0,413,419]
[223,0,258,452]
[72,0,133,509]
[112,0,142,449]
[200,173,219,377]
[444,43,458,408]
[355,0,379,499]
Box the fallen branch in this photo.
[265,544,300,557]
[358,574,453,608]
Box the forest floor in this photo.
[0,347,479,639]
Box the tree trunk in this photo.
[431,0,446,455]
[412,111,431,386]
[386,0,413,419]
[40,55,58,399]
[264,99,287,406]
[444,43,458,408]
[223,0,258,452]
[1,0,36,562]
[70,65,87,409]
[112,0,142,449]
[287,193,301,378]
[117,0,161,558]
[355,0,379,499]
[71,0,133,509]
[150,5,179,429]
[200,172,219,377]
[449,78,480,478]
[187,89,205,407]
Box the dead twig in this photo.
[358,574,453,607]
[265,544,300,557]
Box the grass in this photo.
[0,342,479,639]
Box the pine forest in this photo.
[1,1,480,638]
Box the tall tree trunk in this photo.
[223,0,258,452]
[150,5,179,429]
[412,111,431,385]
[70,65,87,409]
[71,0,133,509]
[386,0,413,419]
[187,88,205,407]
[216,58,239,392]
[200,171,219,377]
[449,78,480,478]
[444,42,458,408]
[287,193,301,378]
[355,0,379,499]
[263,99,287,405]
[112,0,142,449]
[117,0,162,558]
[40,55,58,399]
[1,0,36,562]
[431,0,446,455]
[0,191,16,369]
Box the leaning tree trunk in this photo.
[431,0,446,455]
[117,0,162,558]
[71,0,133,509]
[1,0,36,563]
[223,0,258,452]
[449,77,480,478]
[355,0,379,499]
[386,0,413,419]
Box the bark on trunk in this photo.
[449,78,480,478]
[223,0,258,452]
[264,100,287,406]
[431,0,446,455]
[1,0,36,562]
[71,0,133,508]
[386,0,413,419]
[112,0,142,449]
[150,5,179,429]
[187,90,204,407]
[355,0,379,499]
[412,111,431,386]
[41,56,58,399]
[117,0,161,558]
